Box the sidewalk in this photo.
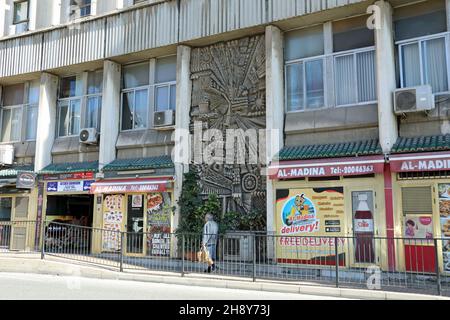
[0,253,448,300]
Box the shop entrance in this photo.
[46,195,94,226]
[45,195,94,253]
[125,194,145,255]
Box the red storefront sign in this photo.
[269,155,385,180]
[90,177,173,194]
[390,151,450,172]
[43,172,95,181]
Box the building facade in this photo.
[0,0,449,272]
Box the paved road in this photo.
[0,273,350,300]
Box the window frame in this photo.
[12,0,30,25]
[0,82,39,143]
[284,54,328,113]
[397,31,450,95]
[120,57,176,132]
[56,70,103,138]
[332,46,377,108]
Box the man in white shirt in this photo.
[202,213,219,273]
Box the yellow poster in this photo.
[275,188,346,265]
[102,194,125,251]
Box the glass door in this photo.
[126,194,145,255]
[0,198,12,249]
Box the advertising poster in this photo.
[147,193,172,257]
[275,188,346,265]
[439,184,450,273]
[102,195,124,251]
[403,215,434,240]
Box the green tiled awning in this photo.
[277,139,382,161]
[392,134,450,154]
[0,164,34,178]
[39,161,99,174]
[103,156,174,172]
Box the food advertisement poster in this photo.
[147,193,172,257]
[439,184,450,273]
[275,188,346,265]
[102,194,124,251]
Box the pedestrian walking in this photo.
[202,213,219,273]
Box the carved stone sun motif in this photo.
[190,35,267,215]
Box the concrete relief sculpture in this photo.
[190,35,267,214]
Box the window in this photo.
[333,15,374,53]
[395,1,449,93]
[70,0,92,19]
[86,70,103,130]
[0,198,12,222]
[0,82,39,143]
[394,0,447,42]
[399,35,449,94]
[285,26,325,111]
[121,56,176,131]
[57,71,103,137]
[13,0,29,24]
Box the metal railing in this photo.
[1,220,449,296]
[0,220,39,253]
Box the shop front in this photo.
[38,162,98,252]
[89,156,175,257]
[390,149,450,274]
[0,166,38,251]
[269,141,389,270]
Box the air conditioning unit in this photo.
[222,232,255,263]
[394,85,435,114]
[0,145,14,165]
[154,110,175,128]
[79,128,99,145]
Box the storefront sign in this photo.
[16,172,36,189]
[90,178,172,194]
[390,152,450,173]
[275,188,346,264]
[43,172,95,181]
[47,180,94,193]
[269,156,385,179]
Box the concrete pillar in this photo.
[52,0,62,26]
[172,45,192,232]
[35,73,58,171]
[446,0,450,31]
[374,0,398,153]
[323,21,335,108]
[99,60,121,170]
[266,25,285,261]
[28,0,38,31]
[0,0,7,37]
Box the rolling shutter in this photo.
[401,187,433,215]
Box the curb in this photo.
[0,256,447,300]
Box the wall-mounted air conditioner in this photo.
[79,128,99,145]
[394,85,435,115]
[154,110,175,128]
[0,145,14,166]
